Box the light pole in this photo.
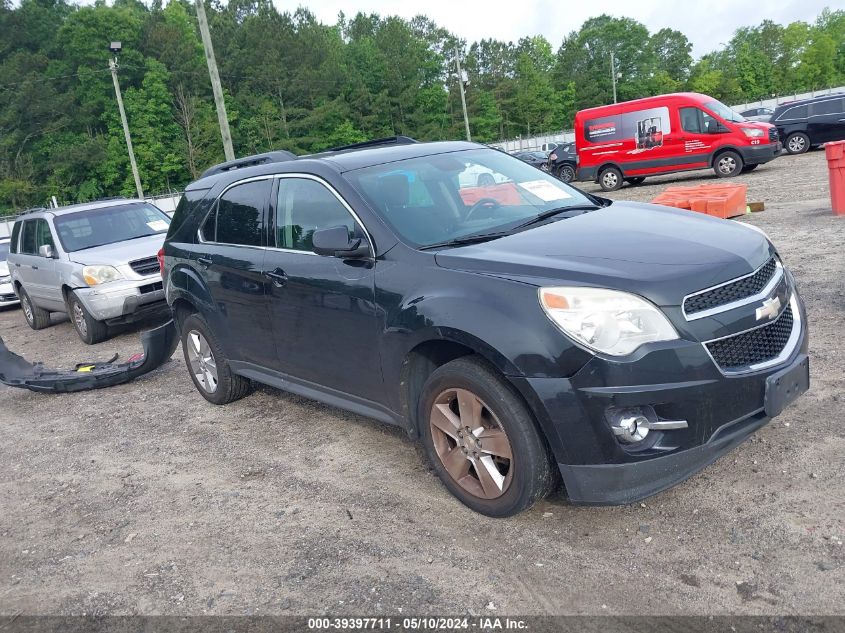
[455,47,471,142]
[108,41,143,199]
[195,0,235,161]
[610,53,621,104]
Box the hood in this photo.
[68,234,165,266]
[739,120,775,132]
[434,202,772,307]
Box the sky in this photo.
[297,0,832,57]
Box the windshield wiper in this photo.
[511,204,601,231]
[418,231,512,250]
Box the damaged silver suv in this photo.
[7,199,171,344]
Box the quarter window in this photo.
[810,98,844,116]
[204,180,271,246]
[275,178,358,252]
[9,221,21,254]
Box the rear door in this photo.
[16,219,61,309]
[196,178,275,366]
[808,97,845,144]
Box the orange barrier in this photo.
[825,140,845,215]
[459,182,522,206]
[651,183,748,219]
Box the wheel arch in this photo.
[710,145,743,167]
[595,161,623,182]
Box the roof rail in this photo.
[20,206,48,215]
[200,150,296,179]
[326,136,419,153]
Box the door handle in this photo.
[197,256,212,268]
[264,268,287,287]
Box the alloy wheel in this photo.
[788,136,806,153]
[72,302,87,337]
[187,330,218,393]
[22,295,33,324]
[718,155,737,175]
[429,388,514,500]
[602,171,618,189]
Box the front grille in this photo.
[706,303,793,371]
[139,281,163,294]
[769,127,779,143]
[684,258,777,316]
[130,256,160,276]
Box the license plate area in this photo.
[764,354,809,418]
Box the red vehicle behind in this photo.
[575,92,782,191]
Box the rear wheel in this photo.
[598,166,623,191]
[419,356,556,517]
[785,132,809,155]
[68,291,109,344]
[557,163,575,183]
[19,287,50,330]
[714,150,743,178]
[180,313,252,405]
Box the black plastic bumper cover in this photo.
[0,319,179,393]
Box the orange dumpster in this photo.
[651,183,747,219]
[825,140,845,215]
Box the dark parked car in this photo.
[771,94,845,154]
[512,150,549,170]
[738,106,774,122]
[162,138,809,517]
[547,141,578,182]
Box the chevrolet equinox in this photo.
[161,138,809,517]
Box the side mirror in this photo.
[312,226,371,258]
[38,244,55,258]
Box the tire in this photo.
[785,132,809,155]
[741,164,758,173]
[557,163,575,183]
[598,166,623,191]
[19,287,50,330]
[68,291,109,344]
[713,150,743,178]
[418,356,557,517]
[625,177,646,185]
[180,313,252,405]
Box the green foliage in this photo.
[0,2,843,212]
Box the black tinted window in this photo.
[9,221,21,254]
[211,180,271,246]
[779,105,808,120]
[20,220,38,254]
[811,98,844,116]
[276,179,356,252]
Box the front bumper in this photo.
[74,278,168,323]
[0,280,18,306]
[512,292,809,505]
[738,142,782,165]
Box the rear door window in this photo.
[20,220,38,254]
[778,105,808,121]
[810,98,844,116]
[205,180,272,246]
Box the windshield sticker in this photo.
[518,180,572,202]
[147,220,169,231]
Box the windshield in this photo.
[345,148,595,247]
[706,100,745,123]
[0,242,8,261]
[54,203,170,252]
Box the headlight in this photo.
[82,265,123,286]
[539,287,679,356]
[741,128,765,138]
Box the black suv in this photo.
[162,137,809,517]
[546,142,578,183]
[771,93,845,154]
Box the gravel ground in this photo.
[1,150,843,617]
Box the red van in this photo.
[575,92,782,191]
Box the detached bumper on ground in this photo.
[0,319,178,392]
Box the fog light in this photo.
[611,410,650,443]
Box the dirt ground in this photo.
[1,150,843,617]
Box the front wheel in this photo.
[598,166,623,191]
[68,291,109,344]
[714,151,743,178]
[785,132,809,155]
[180,313,252,405]
[418,356,557,517]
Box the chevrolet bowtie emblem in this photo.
[756,296,781,321]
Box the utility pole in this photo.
[610,53,620,104]
[195,0,235,161]
[455,47,471,142]
[108,44,143,199]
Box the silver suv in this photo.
[7,199,171,344]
